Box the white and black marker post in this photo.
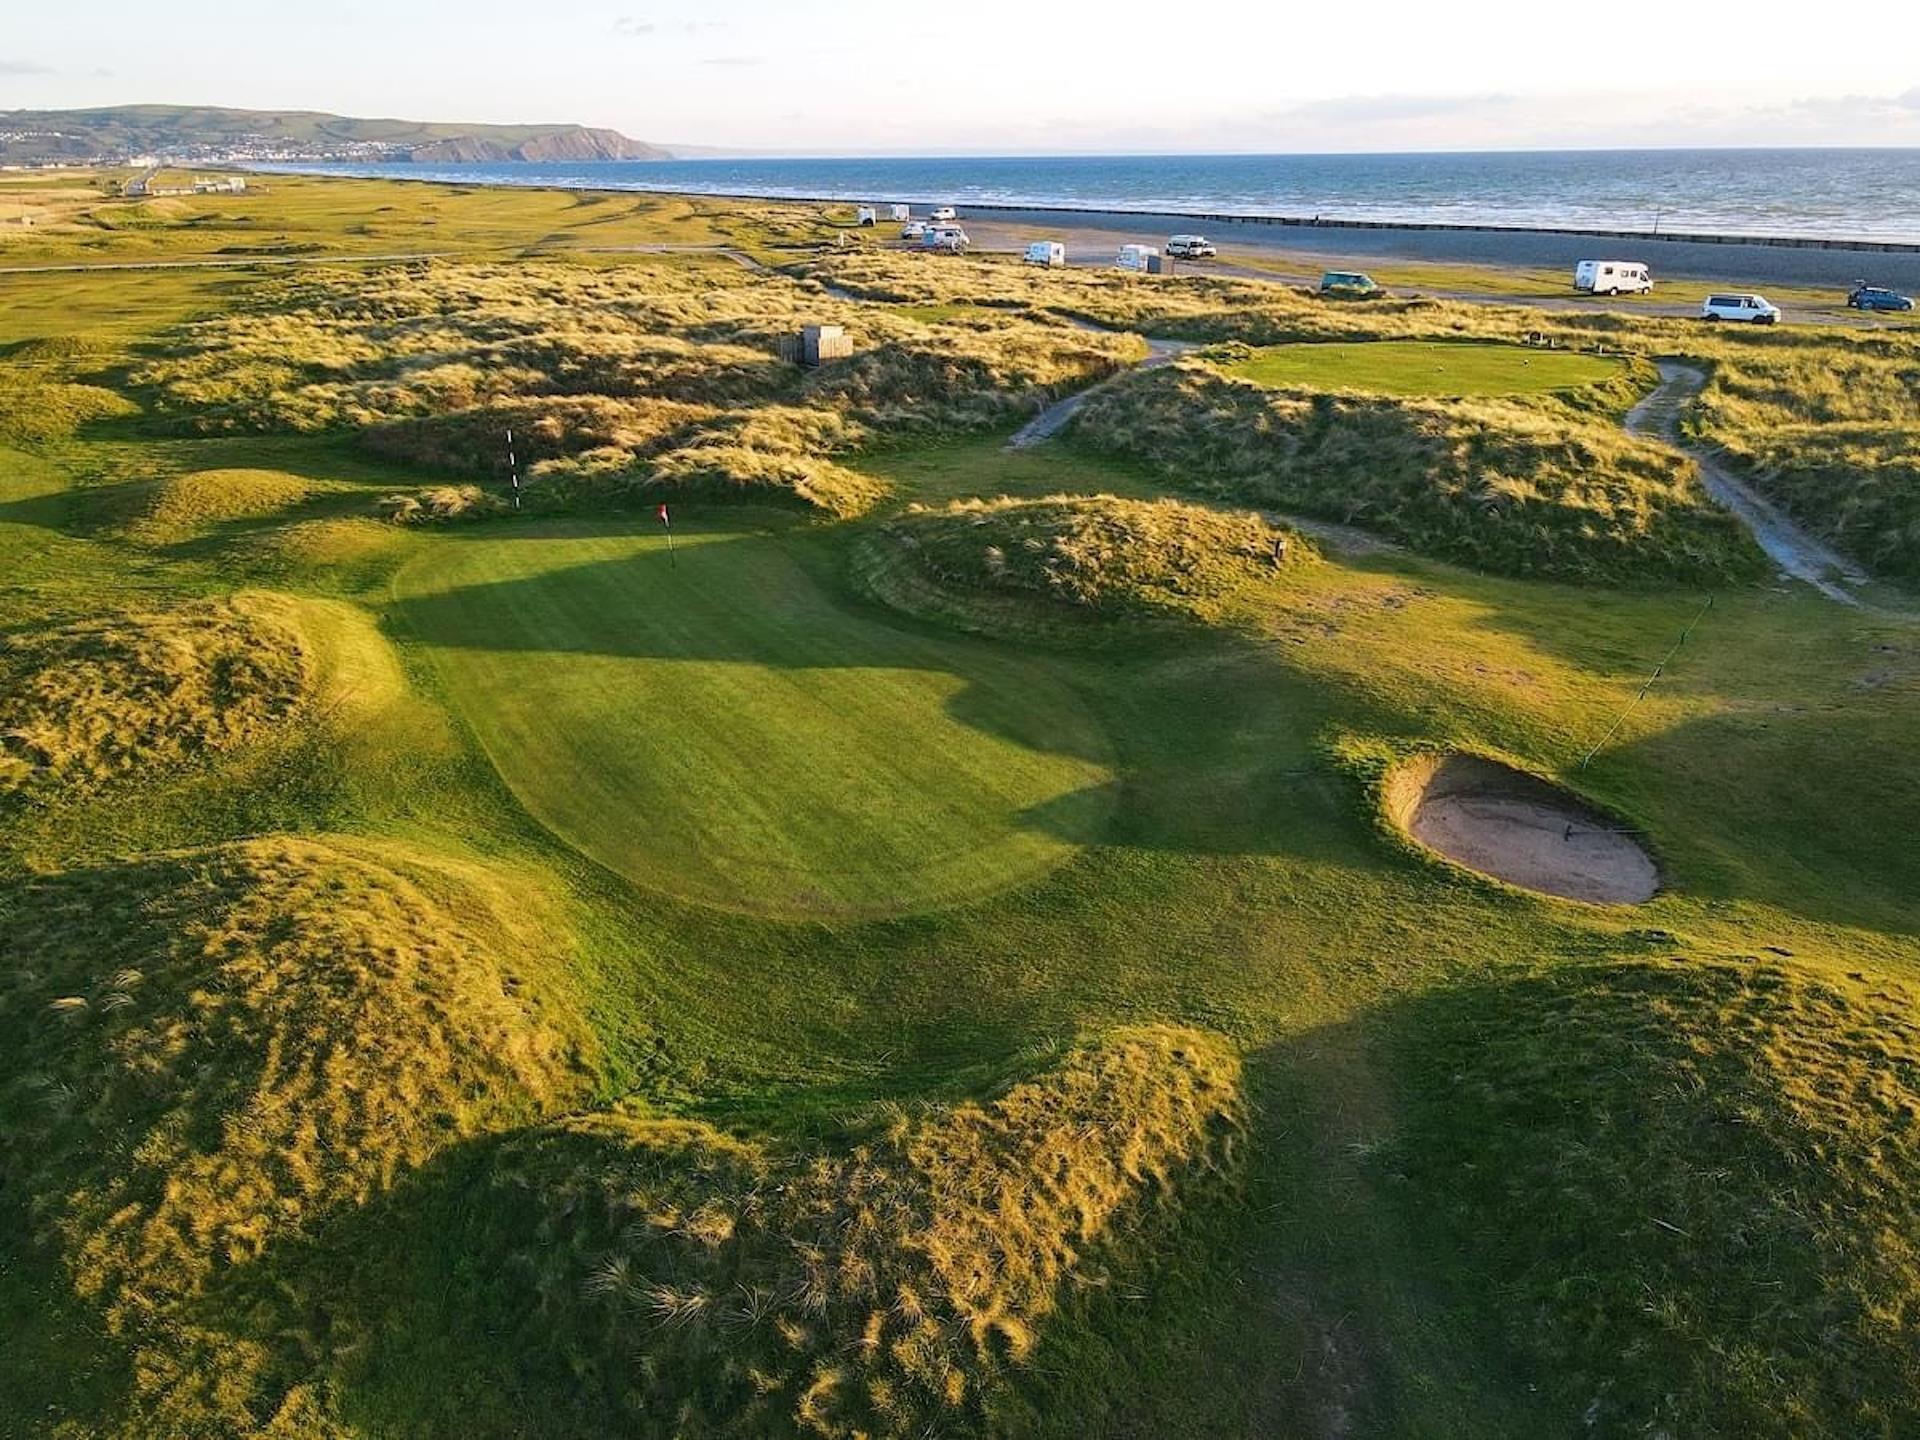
[658,502,675,566]
[506,427,521,511]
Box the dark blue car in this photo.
[1847,283,1915,312]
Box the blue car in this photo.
[1847,283,1915,312]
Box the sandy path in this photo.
[1006,333,1193,448]
[1627,362,1871,606]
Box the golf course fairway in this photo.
[395,520,1116,917]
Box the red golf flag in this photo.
[657,503,670,524]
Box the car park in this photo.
[1702,292,1781,324]
[1574,259,1653,295]
[1319,270,1383,298]
[1847,283,1915,312]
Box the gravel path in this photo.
[1626,362,1871,606]
[1006,334,1194,449]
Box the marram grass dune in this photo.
[474,1025,1242,1438]
[858,493,1315,638]
[0,833,595,1434]
[0,595,313,798]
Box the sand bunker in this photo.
[1387,753,1659,904]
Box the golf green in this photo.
[1224,340,1624,397]
[395,521,1115,918]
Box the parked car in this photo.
[900,220,927,240]
[929,205,957,222]
[1166,234,1216,258]
[1702,292,1781,325]
[1319,270,1382,298]
[922,225,969,254]
[1574,259,1653,295]
[1848,282,1915,312]
[1024,240,1066,268]
[1117,243,1157,271]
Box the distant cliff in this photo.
[408,127,667,163]
[0,105,673,165]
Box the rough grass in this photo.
[858,494,1314,637]
[468,1025,1241,1438]
[1383,957,1920,1438]
[0,833,595,1434]
[1681,330,1920,583]
[130,258,1134,519]
[0,595,313,798]
[1071,359,1767,584]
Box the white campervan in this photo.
[1024,240,1066,268]
[1116,243,1156,271]
[922,224,969,253]
[1574,259,1652,295]
[1166,234,1216,258]
[1702,292,1781,325]
[929,205,957,222]
[889,203,910,222]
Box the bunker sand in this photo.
[1389,753,1659,905]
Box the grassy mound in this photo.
[1383,958,1920,1438]
[0,374,137,443]
[1072,361,1766,584]
[238,516,402,580]
[0,596,312,798]
[470,1025,1241,1437]
[1224,340,1624,398]
[0,834,593,1430]
[125,466,315,541]
[862,494,1314,634]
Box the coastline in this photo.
[251,166,1920,290]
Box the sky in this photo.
[4,0,1919,154]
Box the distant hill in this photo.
[0,105,673,165]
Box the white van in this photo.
[1166,234,1216,258]
[923,224,969,253]
[1024,240,1066,268]
[900,220,927,240]
[856,205,877,227]
[1702,292,1781,325]
[889,203,910,222]
[1574,259,1652,295]
[1117,243,1156,271]
[930,205,957,222]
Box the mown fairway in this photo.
[1225,338,1624,395]
[394,520,1114,916]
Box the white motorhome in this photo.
[890,203,910,222]
[923,224,970,253]
[1024,240,1066,267]
[1574,259,1652,295]
[1702,292,1781,325]
[1166,234,1216,258]
[930,205,957,222]
[856,205,877,226]
[1116,243,1156,271]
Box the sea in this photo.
[266,149,1920,243]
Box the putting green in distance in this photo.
[1224,341,1624,397]
[395,522,1115,919]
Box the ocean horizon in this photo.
[265,148,1920,243]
